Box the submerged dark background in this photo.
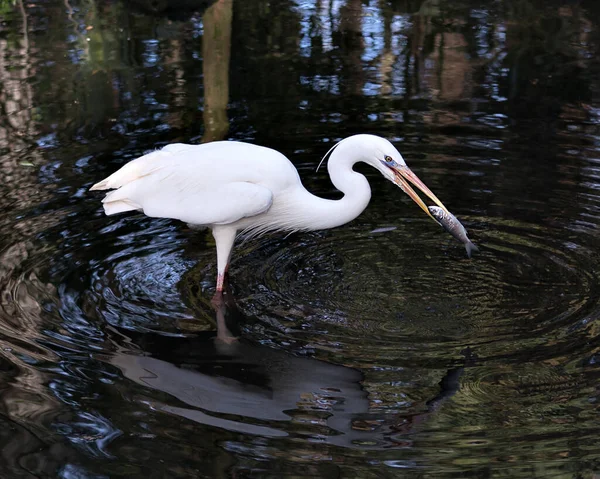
[1,0,600,477]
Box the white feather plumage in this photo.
[90,134,437,294]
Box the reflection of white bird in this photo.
[91,135,448,301]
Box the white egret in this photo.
[90,134,449,301]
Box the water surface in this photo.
[1,0,600,477]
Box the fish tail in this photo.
[465,241,479,259]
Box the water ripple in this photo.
[221,216,600,369]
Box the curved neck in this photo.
[284,142,372,231]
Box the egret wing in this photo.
[92,143,283,225]
[102,174,273,226]
[143,181,273,225]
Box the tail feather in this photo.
[101,187,130,204]
[103,199,141,215]
[89,149,170,191]
[97,183,142,216]
[89,179,110,191]
[90,147,184,219]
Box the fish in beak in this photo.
[391,165,449,220]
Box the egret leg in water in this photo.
[213,226,236,295]
[90,135,449,299]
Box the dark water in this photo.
[1,0,600,476]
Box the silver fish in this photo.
[428,206,479,258]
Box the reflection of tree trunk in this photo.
[379,3,394,96]
[201,0,232,143]
[166,38,186,130]
[409,13,428,98]
[0,0,45,211]
[431,32,470,101]
[338,0,364,97]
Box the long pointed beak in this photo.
[393,166,449,220]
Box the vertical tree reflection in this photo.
[337,0,365,98]
[201,0,232,143]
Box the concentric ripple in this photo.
[2,189,600,475]
[53,217,211,335]
[224,216,600,366]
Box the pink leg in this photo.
[216,272,225,292]
[212,226,235,291]
[211,272,225,309]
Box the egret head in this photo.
[322,134,450,219]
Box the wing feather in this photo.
[91,142,293,226]
[140,181,273,225]
[98,163,273,226]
